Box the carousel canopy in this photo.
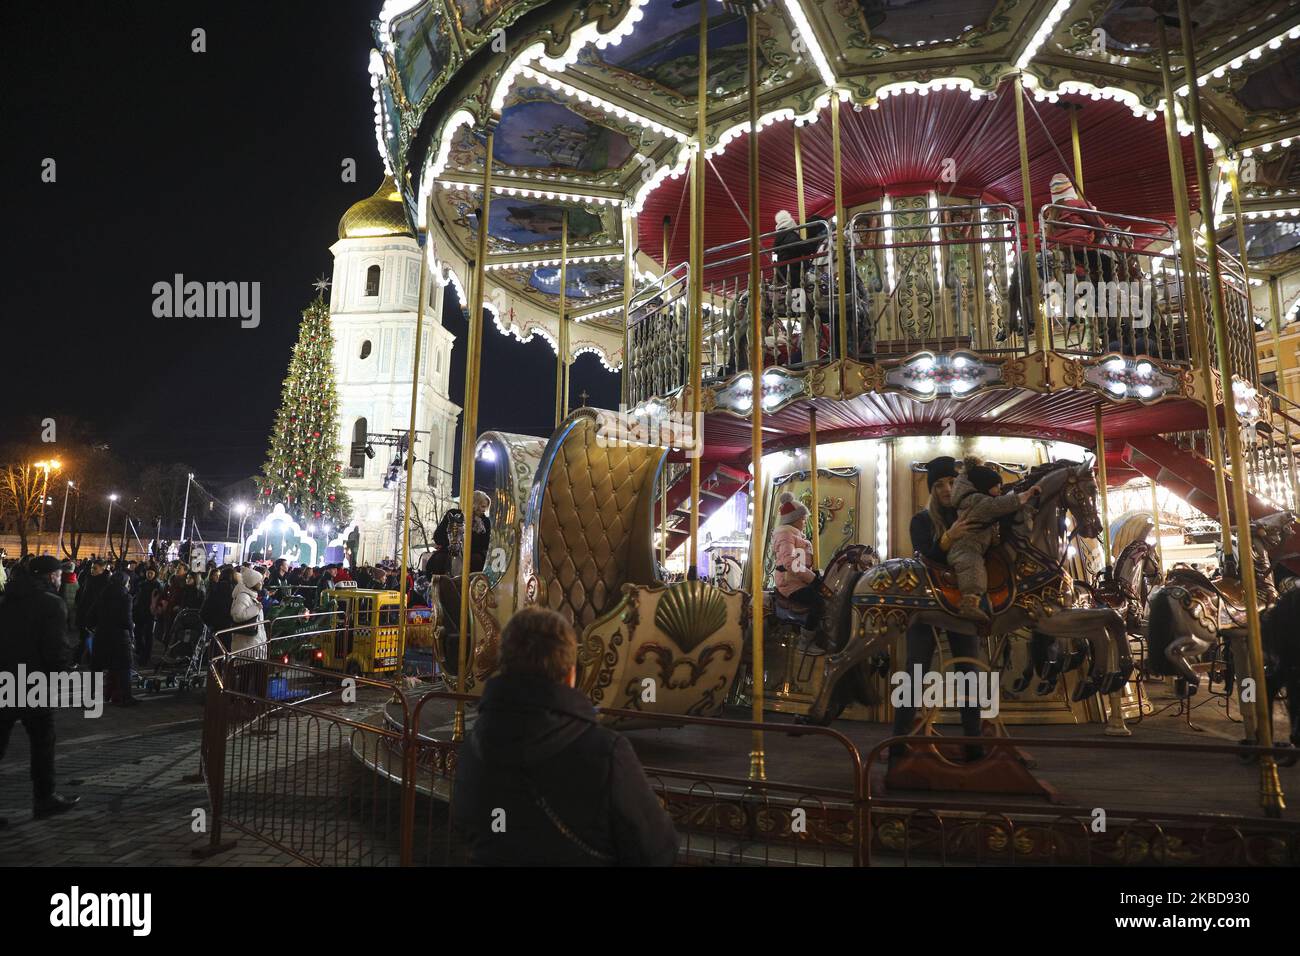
[366,0,1300,362]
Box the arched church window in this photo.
[365,265,381,297]
[359,340,372,360]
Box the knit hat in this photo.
[966,464,1004,495]
[925,455,959,491]
[777,491,810,527]
[241,568,264,590]
[1049,173,1077,202]
[29,555,62,575]
[774,209,797,232]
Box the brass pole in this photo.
[556,210,569,427]
[1149,481,1164,570]
[793,126,807,227]
[1095,404,1112,569]
[661,214,671,568]
[687,0,708,574]
[1068,104,1085,195]
[1176,0,1282,814]
[1269,274,1300,504]
[832,95,848,360]
[746,2,766,781]
[1013,75,1046,354]
[1155,17,1233,559]
[809,407,820,568]
[621,210,635,408]
[454,129,495,740]
[398,205,429,671]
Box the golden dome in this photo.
[338,176,414,240]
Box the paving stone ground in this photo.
[0,681,308,866]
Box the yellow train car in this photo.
[317,584,405,676]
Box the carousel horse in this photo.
[1007,538,1161,698]
[1144,510,1295,696]
[802,460,1131,725]
[1254,587,1300,754]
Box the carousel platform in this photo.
[374,683,1298,823]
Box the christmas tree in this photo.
[258,295,351,526]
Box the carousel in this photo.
[362,0,1300,830]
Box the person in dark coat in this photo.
[451,607,678,866]
[892,455,982,763]
[132,566,163,666]
[92,571,137,706]
[74,558,108,666]
[0,556,81,825]
[201,566,237,648]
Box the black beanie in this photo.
[925,456,959,491]
[966,464,1003,495]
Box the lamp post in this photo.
[57,479,75,557]
[104,494,118,557]
[235,503,249,561]
[180,472,194,542]
[33,459,61,556]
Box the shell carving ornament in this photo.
[653,580,729,654]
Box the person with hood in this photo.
[229,568,267,655]
[947,458,1041,624]
[770,491,826,655]
[451,607,678,866]
[92,570,138,706]
[133,565,163,666]
[0,556,81,825]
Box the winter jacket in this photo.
[771,523,815,597]
[451,673,679,866]
[90,580,135,671]
[201,579,236,636]
[0,571,71,681]
[59,573,79,618]
[75,571,109,631]
[950,474,1024,554]
[229,582,267,654]
[910,504,959,563]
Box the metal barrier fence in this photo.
[849,202,1025,358]
[1037,204,1190,363]
[194,620,1300,867]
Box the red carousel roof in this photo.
[640,86,1201,269]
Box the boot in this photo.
[34,793,80,820]
[957,594,991,624]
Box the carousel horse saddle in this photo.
[923,548,1016,617]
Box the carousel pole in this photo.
[621,208,635,408]
[555,210,569,427]
[1095,405,1112,570]
[1013,75,1046,354]
[1156,17,1233,560]
[661,216,671,568]
[832,94,848,360]
[1176,0,1283,815]
[1149,482,1165,569]
[1067,104,1085,195]
[397,201,430,675]
[686,0,709,575]
[744,0,766,782]
[793,127,807,225]
[809,407,820,568]
[453,127,495,741]
[1268,274,1300,505]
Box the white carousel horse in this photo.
[802,460,1132,726]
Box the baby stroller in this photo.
[141,608,209,694]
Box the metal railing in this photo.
[1036,204,1191,363]
[850,202,1025,358]
[627,219,837,404]
[193,619,1300,867]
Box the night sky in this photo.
[2,0,619,490]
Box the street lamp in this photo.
[104,494,118,557]
[33,459,61,555]
[57,480,75,557]
[235,502,250,561]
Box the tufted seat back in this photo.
[534,413,662,632]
